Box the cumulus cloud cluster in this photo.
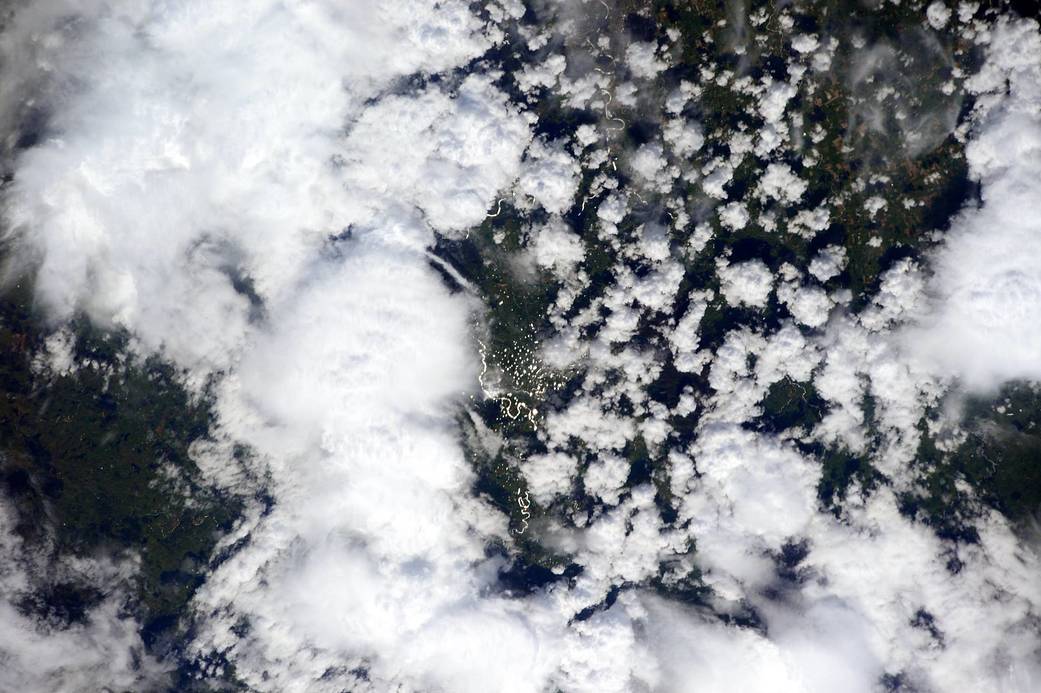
[1,2,1041,693]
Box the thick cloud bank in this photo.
[1,1,540,690]
[910,19,1041,389]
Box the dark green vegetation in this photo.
[434,211,580,581]
[902,383,1041,544]
[958,384,1041,523]
[0,273,239,647]
[459,410,577,592]
[433,208,570,434]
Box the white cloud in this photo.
[927,2,953,30]
[2,0,512,373]
[718,201,749,230]
[790,207,831,237]
[518,138,581,214]
[669,418,1041,692]
[864,195,887,219]
[583,453,630,506]
[861,258,925,332]
[663,117,704,158]
[669,290,712,373]
[808,245,847,282]
[798,492,1041,693]
[718,259,774,308]
[629,141,668,185]
[625,42,667,80]
[516,53,567,93]
[546,396,635,452]
[531,216,586,273]
[757,163,807,205]
[758,80,796,125]
[340,75,532,234]
[907,18,1041,389]
[689,424,818,551]
[641,596,804,693]
[701,158,734,199]
[791,34,820,54]
[779,282,834,328]
[523,452,579,505]
[1,1,553,690]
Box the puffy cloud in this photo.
[188,242,560,691]
[550,594,658,693]
[789,207,831,237]
[689,424,818,552]
[668,419,1041,693]
[669,290,712,373]
[546,397,635,452]
[779,282,834,328]
[718,259,775,308]
[927,2,953,30]
[808,245,847,282]
[625,41,667,79]
[523,452,578,505]
[701,158,734,199]
[531,216,586,273]
[798,493,1041,693]
[861,258,926,332]
[864,195,887,219]
[791,34,820,54]
[340,75,532,234]
[629,141,669,189]
[516,53,567,93]
[718,201,750,230]
[517,139,581,214]
[662,117,704,158]
[583,453,631,506]
[757,163,807,205]
[641,596,804,693]
[2,0,512,373]
[758,80,796,125]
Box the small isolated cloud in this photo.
[531,215,586,277]
[517,139,581,214]
[718,259,774,308]
[757,163,807,205]
[625,41,667,80]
